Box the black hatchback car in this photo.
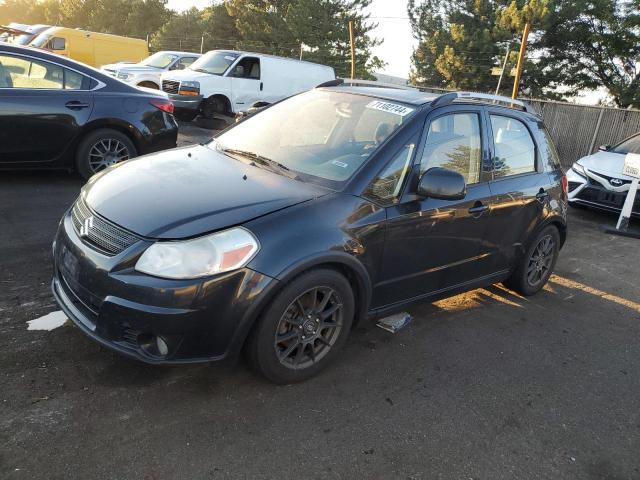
[0,44,178,179]
[52,82,568,383]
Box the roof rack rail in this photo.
[316,78,418,91]
[432,91,536,113]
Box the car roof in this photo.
[157,51,201,56]
[321,85,440,106]
[319,83,539,118]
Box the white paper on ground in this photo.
[27,311,68,331]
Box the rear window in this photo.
[612,134,640,155]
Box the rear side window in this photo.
[490,115,536,177]
[420,112,482,184]
[538,124,561,170]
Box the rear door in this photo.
[228,56,262,111]
[483,109,555,272]
[374,105,495,308]
[0,52,93,165]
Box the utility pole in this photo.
[349,20,356,79]
[511,22,530,100]
[495,44,510,96]
[300,42,303,61]
[200,35,204,54]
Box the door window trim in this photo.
[0,52,104,92]
[485,108,541,181]
[414,105,491,186]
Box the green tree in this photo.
[531,0,640,108]
[408,0,548,93]
[226,0,383,78]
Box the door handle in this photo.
[65,101,90,110]
[468,202,489,217]
[260,82,263,91]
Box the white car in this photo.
[101,51,201,89]
[160,50,335,120]
[567,133,640,216]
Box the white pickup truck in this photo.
[160,50,335,119]
[101,51,201,89]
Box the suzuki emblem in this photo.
[79,216,94,237]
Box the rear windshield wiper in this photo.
[219,148,296,177]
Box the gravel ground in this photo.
[1,123,639,480]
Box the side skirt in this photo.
[367,269,511,320]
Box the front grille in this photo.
[58,269,99,324]
[162,80,180,94]
[589,170,632,187]
[122,326,141,348]
[71,197,141,256]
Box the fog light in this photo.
[138,334,169,358]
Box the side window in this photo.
[0,54,84,90]
[50,37,66,50]
[365,140,417,204]
[538,124,561,170]
[420,112,482,184]
[229,57,260,80]
[176,57,197,70]
[490,115,536,177]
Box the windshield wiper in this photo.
[219,148,295,177]
[191,68,212,75]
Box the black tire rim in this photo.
[88,138,130,173]
[527,234,555,287]
[274,286,343,370]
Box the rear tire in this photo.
[245,269,355,384]
[503,225,560,296]
[75,129,137,180]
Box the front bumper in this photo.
[567,167,639,217]
[167,93,203,111]
[52,208,277,364]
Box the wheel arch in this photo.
[203,94,232,115]
[228,252,373,361]
[75,119,143,154]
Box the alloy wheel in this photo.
[526,234,554,287]
[88,138,131,173]
[274,286,343,370]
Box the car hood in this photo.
[578,151,635,180]
[83,145,329,239]
[161,69,211,82]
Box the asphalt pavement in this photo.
[1,124,639,479]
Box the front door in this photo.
[0,53,93,165]
[374,106,494,308]
[228,56,262,112]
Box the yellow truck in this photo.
[29,27,148,67]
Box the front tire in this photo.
[503,225,560,296]
[246,269,355,384]
[75,129,137,180]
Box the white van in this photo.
[160,50,335,119]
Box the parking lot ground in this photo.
[1,128,640,479]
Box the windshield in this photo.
[214,89,416,188]
[611,134,640,155]
[141,52,178,69]
[189,51,238,75]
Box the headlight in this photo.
[180,80,200,89]
[135,227,259,279]
[117,72,133,81]
[572,163,587,178]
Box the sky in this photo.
[166,0,416,78]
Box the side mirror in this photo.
[598,144,611,152]
[417,167,466,200]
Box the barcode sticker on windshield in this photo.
[366,100,414,117]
